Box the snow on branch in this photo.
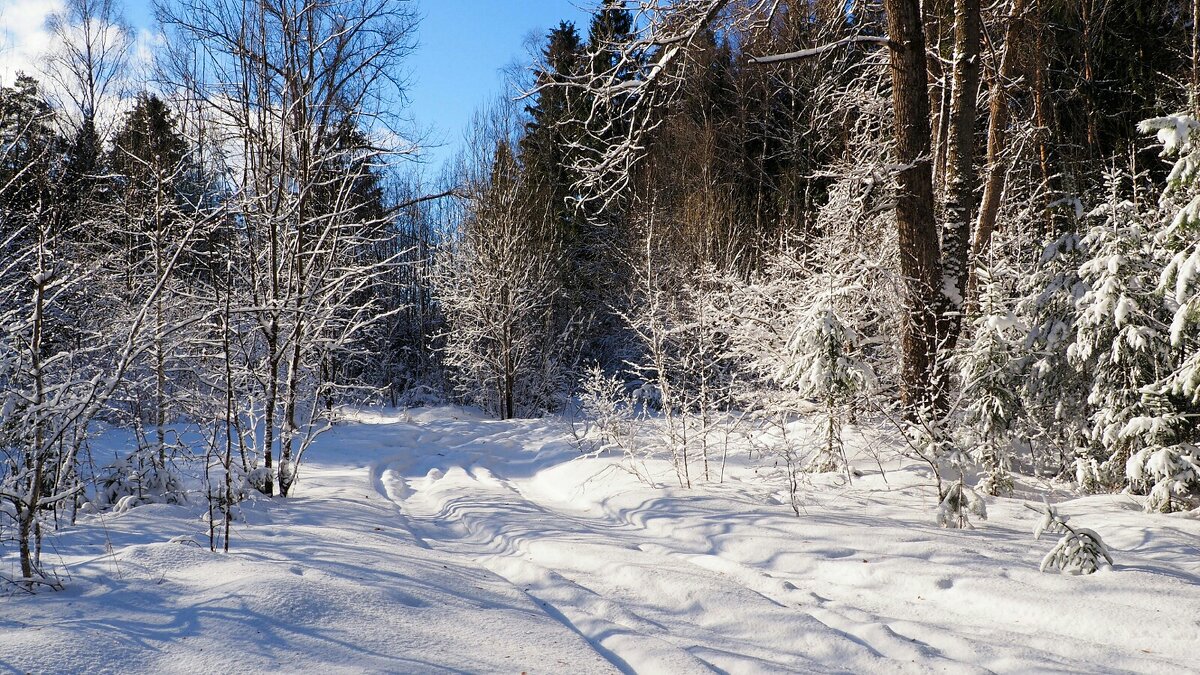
[747,35,891,65]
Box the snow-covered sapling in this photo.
[576,365,636,454]
[1067,169,1170,484]
[1014,230,1092,474]
[937,478,988,529]
[956,259,1022,496]
[1125,440,1200,512]
[95,451,186,512]
[1027,502,1113,575]
[777,289,875,477]
[906,415,988,528]
[1140,115,1200,407]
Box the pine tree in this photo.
[582,0,635,212]
[1014,228,1092,475]
[1121,113,1200,511]
[521,21,585,240]
[0,76,60,231]
[1143,115,1200,405]
[936,478,988,529]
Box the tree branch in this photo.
[748,35,891,65]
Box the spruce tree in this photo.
[1068,170,1173,489]
[957,259,1022,495]
[521,22,585,249]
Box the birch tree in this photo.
[160,0,418,496]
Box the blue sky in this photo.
[133,0,593,171]
[406,1,592,172]
[2,0,593,174]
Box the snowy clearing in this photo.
[3,407,1198,674]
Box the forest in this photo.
[0,0,1198,670]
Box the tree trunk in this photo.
[940,0,982,346]
[263,327,277,497]
[885,0,944,411]
[971,0,1027,300]
[153,183,167,469]
[280,339,302,497]
[1193,0,1200,113]
[20,264,49,580]
[1033,0,1055,238]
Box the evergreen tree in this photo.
[583,0,635,208]
[1141,115,1200,411]
[522,22,584,203]
[1015,229,1092,475]
[0,76,61,230]
[1068,171,1173,489]
[1030,502,1113,575]
[587,0,633,81]
[776,277,876,476]
[109,93,197,277]
[1120,113,1200,511]
[97,93,202,501]
[956,258,1022,495]
[521,22,586,259]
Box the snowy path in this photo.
[3,406,1198,674]
[0,412,618,674]
[368,422,899,673]
[355,409,1200,674]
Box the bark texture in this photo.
[885,0,944,410]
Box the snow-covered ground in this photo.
[3,407,1198,673]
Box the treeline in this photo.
[436,0,1199,512]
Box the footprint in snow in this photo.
[816,547,857,559]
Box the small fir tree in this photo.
[777,285,876,476]
[1028,502,1113,575]
[956,258,1023,495]
[1068,170,1172,489]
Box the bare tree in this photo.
[433,103,575,420]
[0,83,209,582]
[553,0,951,410]
[43,0,134,135]
[159,0,419,496]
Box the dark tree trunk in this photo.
[885,0,944,411]
[972,0,1028,284]
[940,0,982,346]
[263,328,277,497]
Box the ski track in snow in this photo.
[3,406,1199,674]
[357,408,1200,675]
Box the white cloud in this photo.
[0,0,63,84]
[0,0,161,135]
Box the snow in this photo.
[941,275,963,309]
[1139,114,1200,155]
[4,406,1199,673]
[1114,295,1136,326]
